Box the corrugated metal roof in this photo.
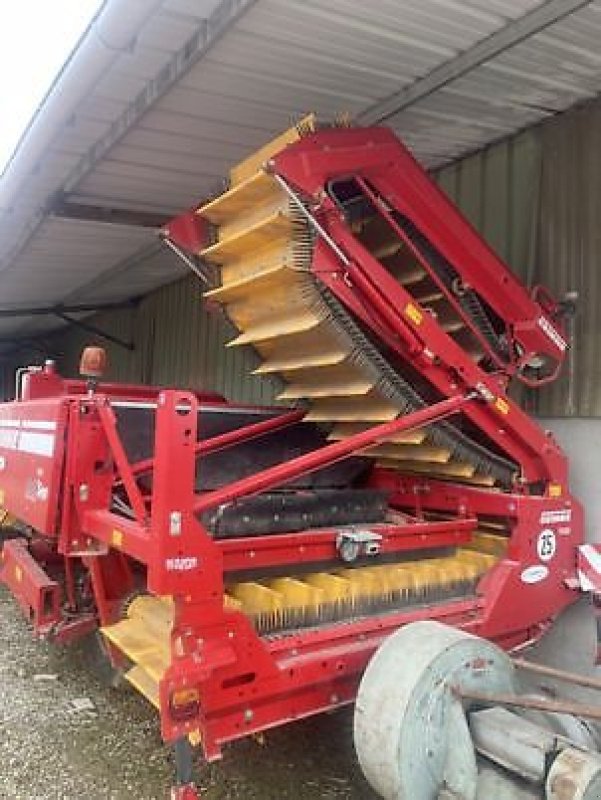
[1,0,600,348]
[389,3,601,160]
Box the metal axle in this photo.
[455,687,601,722]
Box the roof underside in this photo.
[1,0,600,351]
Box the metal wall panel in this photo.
[436,127,541,282]
[50,275,279,405]
[533,100,601,417]
[438,105,601,418]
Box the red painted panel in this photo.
[0,397,68,534]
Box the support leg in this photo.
[594,593,601,665]
[170,738,200,800]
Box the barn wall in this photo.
[436,127,541,283]
[439,99,601,416]
[42,97,601,415]
[530,101,601,416]
[47,275,279,405]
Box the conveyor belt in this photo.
[102,119,516,710]
[198,116,516,487]
[102,544,502,709]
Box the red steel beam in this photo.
[96,400,148,524]
[194,394,474,513]
[83,509,151,563]
[355,175,503,369]
[0,538,61,633]
[218,517,475,573]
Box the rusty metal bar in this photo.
[455,687,601,722]
[512,658,601,692]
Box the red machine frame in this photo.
[0,364,583,759]
[0,124,591,796]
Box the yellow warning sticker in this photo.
[111,529,123,548]
[404,302,423,326]
[549,483,562,498]
[494,397,510,415]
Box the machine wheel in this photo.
[353,621,515,800]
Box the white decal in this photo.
[25,478,49,503]
[165,556,198,572]
[540,509,571,525]
[537,529,557,562]
[22,419,57,431]
[579,572,596,592]
[0,427,55,457]
[169,511,182,536]
[580,544,601,576]
[521,565,549,584]
[18,432,55,457]
[0,418,56,430]
[0,429,18,449]
[537,316,567,352]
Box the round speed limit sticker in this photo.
[537,528,557,562]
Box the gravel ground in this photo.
[6,585,594,800]
[0,587,377,800]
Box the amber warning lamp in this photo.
[79,346,107,392]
